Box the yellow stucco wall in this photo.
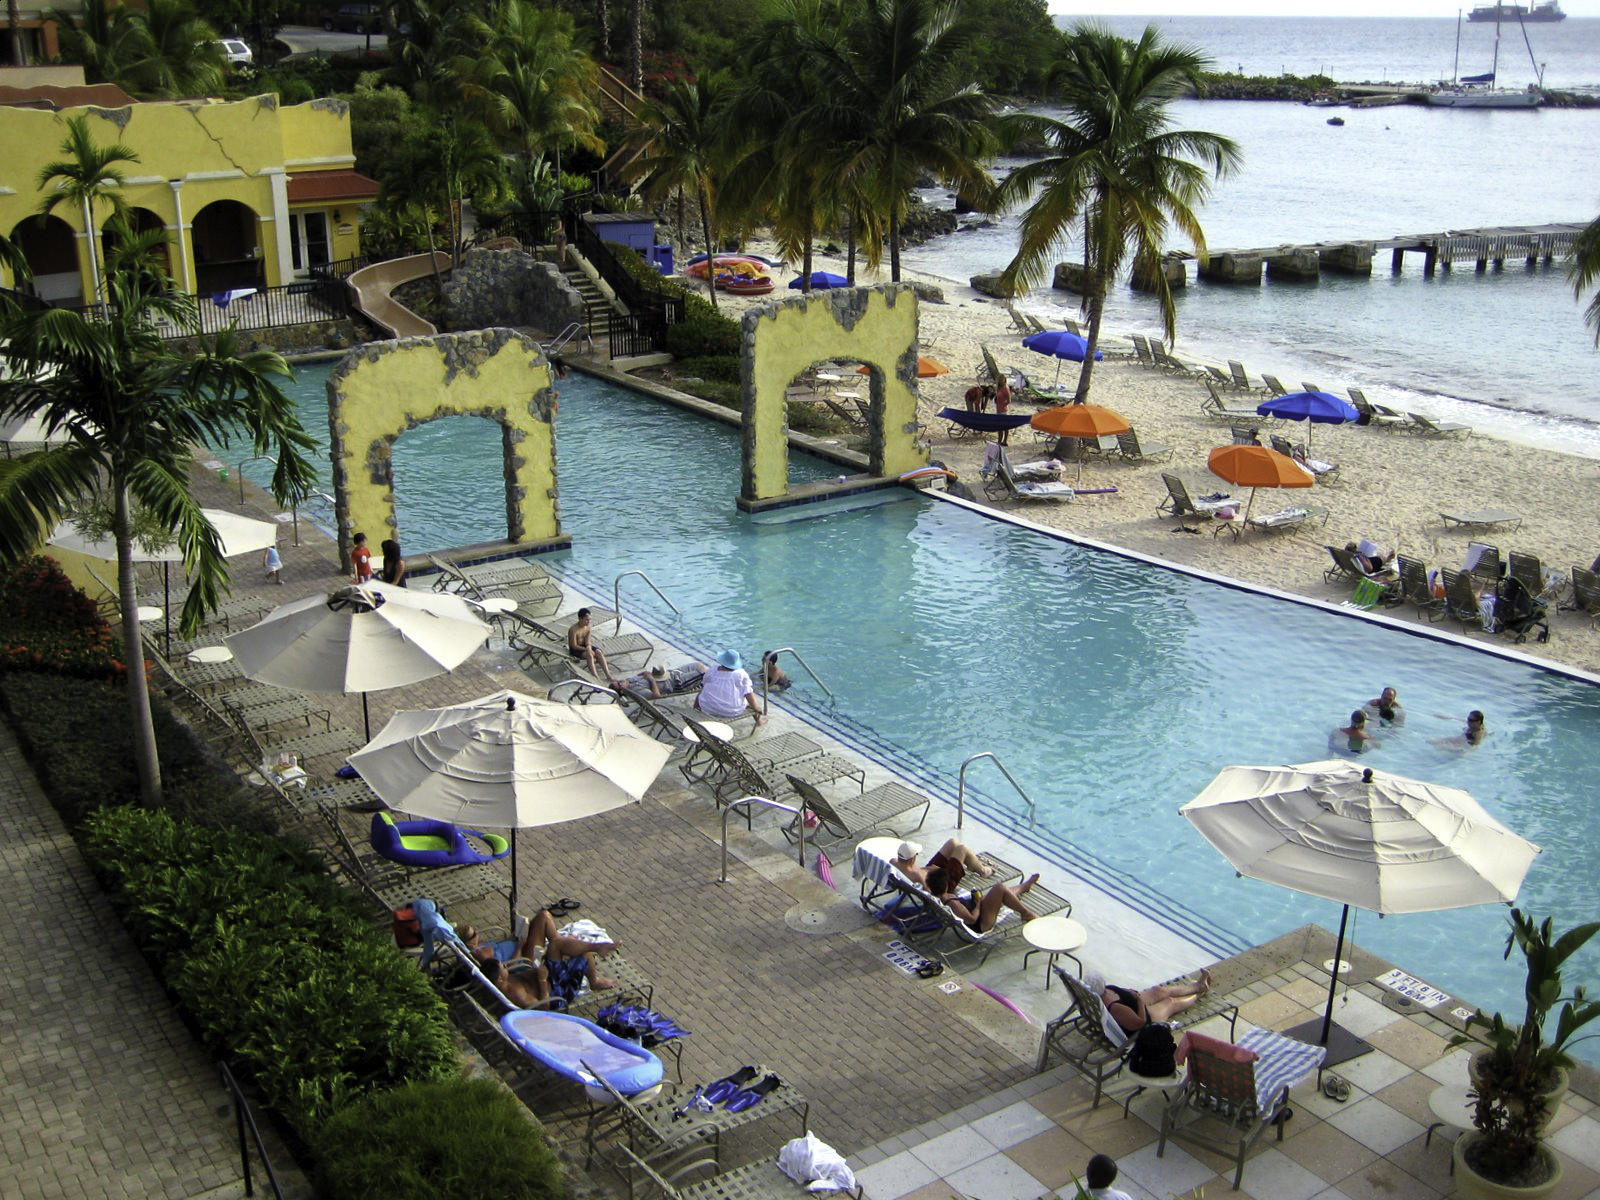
[0,95,361,296]
[742,285,927,500]
[326,330,563,568]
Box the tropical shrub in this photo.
[665,310,741,359]
[0,555,121,680]
[0,671,277,832]
[79,806,457,1139]
[671,354,740,384]
[314,1077,565,1200]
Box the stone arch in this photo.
[191,198,262,292]
[9,213,81,303]
[740,284,927,505]
[326,328,566,571]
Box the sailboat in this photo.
[1428,6,1543,108]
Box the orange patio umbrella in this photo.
[1206,444,1314,530]
[856,356,949,379]
[1030,404,1131,478]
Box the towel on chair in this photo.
[1176,1030,1257,1066]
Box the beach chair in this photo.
[1507,551,1562,604]
[782,774,929,848]
[1260,374,1289,397]
[1157,1029,1325,1191]
[1130,333,1155,365]
[1397,555,1446,622]
[1063,318,1083,336]
[681,718,860,812]
[1238,504,1325,538]
[1565,567,1600,626]
[1233,424,1262,446]
[1114,428,1173,463]
[1228,361,1252,391]
[1443,568,1487,632]
[508,614,653,678]
[1205,365,1231,386]
[891,874,1072,968]
[1439,508,1521,533]
[427,551,563,612]
[1289,442,1339,483]
[992,455,1080,503]
[1464,541,1503,589]
[980,444,1063,498]
[1323,545,1398,591]
[1151,342,1187,371]
[1347,389,1407,429]
[1300,381,1321,394]
[1409,412,1471,437]
[1157,474,1234,521]
[615,1146,852,1200]
[1201,378,1263,422]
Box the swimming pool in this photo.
[262,361,1600,1032]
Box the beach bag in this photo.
[392,905,422,948]
[1127,1022,1178,1078]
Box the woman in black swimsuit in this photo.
[1102,970,1213,1034]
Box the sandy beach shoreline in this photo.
[711,243,1600,677]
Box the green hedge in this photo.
[0,672,278,834]
[314,1077,566,1200]
[79,806,458,1139]
[0,555,121,679]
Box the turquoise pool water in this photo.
[262,361,1600,1030]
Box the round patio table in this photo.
[679,719,733,784]
[1022,914,1087,986]
[187,645,234,664]
[1425,1084,1475,1168]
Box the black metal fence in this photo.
[569,211,683,357]
[219,1061,286,1200]
[54,276,350,338]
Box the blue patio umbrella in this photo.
[1256,390,1359,452]
[787,271,850,290]
[1021,330,1103,388]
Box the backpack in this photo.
[1127,1022,1177,1078]
[392,905,422,948]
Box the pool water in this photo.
[262,361,1600,1033]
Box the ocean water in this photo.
[901,19,1600,456]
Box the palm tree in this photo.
[995,23,1240,402]
[50,0,146,88]
[794,0,996,282]
[1569,208,1600,346]
[36,114,139,314]
[124,0,224,96]
[0,223,317,805]
[620,72,733,310]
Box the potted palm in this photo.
[1451,909,1600,1199]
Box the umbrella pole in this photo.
[361,693,371,742]
[510,830,519,929]
[163,562,172,657]
[1319,903,1352,1046]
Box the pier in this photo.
[1163,223,1586,287]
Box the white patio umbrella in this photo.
[1181,759,1539,1066]
[225,582,490,739]
[49,507,282,649]
[348,689,672,923]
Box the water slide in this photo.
[346,251,452,338]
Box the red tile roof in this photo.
[286,169,380,203]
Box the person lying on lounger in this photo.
[1097,970,1213,1035]
[924,865,1041,933]
[479,953,610,1011]
[459,910,620,989]
[891,838,996,891]
[613,661,705,699]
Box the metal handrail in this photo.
[719,795,805,880]
[236,454,277,504]
[546,322,592,356]
[219,1061,286,1200]
[758,646,834,712]
[611,569,681,634]
[548,677,619,705]
[956,751,1036,829]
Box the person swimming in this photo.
[1335,709,1374,753]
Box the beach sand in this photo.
[710,244,1600,677]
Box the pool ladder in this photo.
[956,751,1036,829]
[759,646,834,711]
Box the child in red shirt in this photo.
[352,531,373,583]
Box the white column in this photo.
[263,167,293,286]
[168,179,192,294]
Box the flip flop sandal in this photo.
[725,1073,783,1114]
[703,1066,759,1105]
[548,897,581,914]
[1322,1074,1351,1102]
[916,962,944,978]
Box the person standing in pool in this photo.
[1366,686,1404,725]
[1336,709,1373,753]
[1432,709,1487,750]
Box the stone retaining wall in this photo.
[443,247,586,334]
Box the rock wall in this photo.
[442,247,586,333]
[169,318,359,358]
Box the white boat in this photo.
[1428,6,1544,109]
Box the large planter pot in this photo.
[1454,1134,1562,1200]
[1470,1051,1570,1135]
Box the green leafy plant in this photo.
[314,1077,565,1200]
[1452,909,1600,1185]
[0,555,121,679]
[665,310,741,359]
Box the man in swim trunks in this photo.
[1101,971,1213,1035]
[891,838,996,891]
[613,661,705,699]
[567,607,610,677]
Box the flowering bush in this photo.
[0,556,122,680]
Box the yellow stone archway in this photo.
[741,284,927,504]
[326,328,565,569]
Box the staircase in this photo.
[596,65,652,188]
[555,253,615,347]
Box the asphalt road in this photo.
[277,24,389,58]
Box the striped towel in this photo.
[1238,1027,1326,1112]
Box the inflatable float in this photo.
[685,254,772,280]
[370,811,511,868]
[686,251,785,273]
[499,1010,665,1102]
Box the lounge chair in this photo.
[428,552,563,612]
[889,873,1072,967]
[1409,411,1471,437]
[1227,361,1252,391]
[1565,567,1600,626]
[1347,389,1407,429]
[1157,1029,1325,1191]
[1201,378,1263,422]
[992,455,1082,503]
[1157,474,1235,521]
[1151,342,1188,372]
[1397,555,1446,622]
[1507,551,1561,604]
[1205,365,1231,386]
[1130,333,1155,365]
[1232,504,1326,539]
[782,774,929,848]
[616,1147,855,1200]
[1260,373,1289,397]
[1464,541,1503,589]
[1301,382,1321,394]
[507,613,653,678]
[1291,441,1340,483]
[980,444,1063,498]
[1323,545,1398,591]
[1063,318,1083,336]
[1114,428,1173,463]
[1439,508,1521,533]
[681,717,862,811]
[1443,568,1486,632]
[1035,971,1241,1102]
[1233,423,1262,445]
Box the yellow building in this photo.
[0,86,376,306]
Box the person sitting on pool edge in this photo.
[892,838,996,891]
[695,649,766,725]
[1095,969,1213,1035]
[924,864,1040,933]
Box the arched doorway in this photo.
[102,207,172,276]
[9,214,82,304]
[190,199,262,294]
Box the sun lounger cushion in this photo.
[500,1010,664,1097]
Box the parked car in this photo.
[214,38,254,64]
[321,3,380,32]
